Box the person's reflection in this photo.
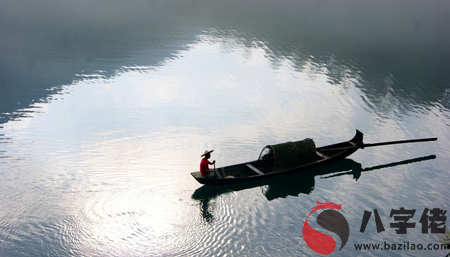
[200,198,214,223]
[191,186,220,223]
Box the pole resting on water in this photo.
[327,137,437,151]
[361,137,438,149]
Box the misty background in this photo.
[1,0,449,123]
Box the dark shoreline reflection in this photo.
[192,155,435,223]
[0,0,200,123]
[2,0,449,124]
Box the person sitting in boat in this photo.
[200,150,221,178]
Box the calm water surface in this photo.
[1,0,450,256]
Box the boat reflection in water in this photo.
[191,155,435,223]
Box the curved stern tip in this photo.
[353,129,364,145]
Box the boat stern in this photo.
[191,172,213,185]
[190,171,203,180]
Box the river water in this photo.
[1,0,449,256]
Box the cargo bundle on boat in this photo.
[259,138,316,170]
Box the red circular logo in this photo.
[302,201,350,255]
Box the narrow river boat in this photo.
[190,130,437,185]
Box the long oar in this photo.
[361,137,437,148]
[326,137,437,151]
[214,162,218,190]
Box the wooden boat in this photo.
[190,129,437,186]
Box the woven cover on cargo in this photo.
[269,138,316,169]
